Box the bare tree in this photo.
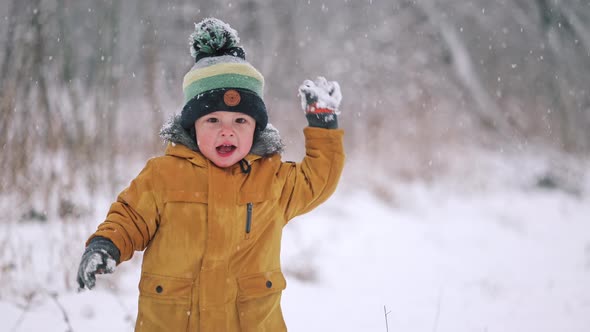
[414,0,514,135]
[2,0,590,221]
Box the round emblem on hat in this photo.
[223,89,241,107]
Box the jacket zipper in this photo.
[245,203,253,239]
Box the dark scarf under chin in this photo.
[159,114,284,157]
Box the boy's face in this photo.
[195,111,256,168]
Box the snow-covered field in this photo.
[1,164,590,331]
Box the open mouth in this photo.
[216,144,237,156]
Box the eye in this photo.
[206,117,218,123]
[235,118,247,124]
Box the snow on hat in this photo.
[180,18,267,132]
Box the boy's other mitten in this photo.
[298,77,342,129]
[77,237,120,290]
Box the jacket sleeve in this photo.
[278,127,345,222]
[86,159,161,263]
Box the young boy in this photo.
[76,18,344,331]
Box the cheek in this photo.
[195,128,214,150]
[239,127,255,147]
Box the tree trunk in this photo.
[415,0,514,136]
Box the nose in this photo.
[220,122,234,137]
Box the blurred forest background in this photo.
[1,0,589,222]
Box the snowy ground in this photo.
[2,174,590,331]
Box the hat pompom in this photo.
[189,18,242,60]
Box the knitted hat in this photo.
[180,18,267,134]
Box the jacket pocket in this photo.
[155,191,208,264]
[236,270,287,332]
[136,273,194,331]
[162,190,208,225]
[237,189,276,205]
[163,190,208,204]
[239,189,278,241]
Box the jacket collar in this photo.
[164,142,262,168]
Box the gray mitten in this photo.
[77,237,120,290]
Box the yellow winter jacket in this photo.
[88,125,345,331]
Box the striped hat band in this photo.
[182,62,264,103]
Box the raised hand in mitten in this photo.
[298,76,342,129]
[77,237,120,290]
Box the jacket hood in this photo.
[159,114,284,157]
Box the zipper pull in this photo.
[245,203,253,237]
